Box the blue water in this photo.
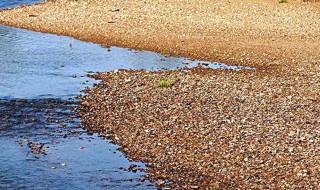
[0,24,240,99]
[0,0,42,9]
[0,25,185,99]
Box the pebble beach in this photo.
[1,0,320,189]
[80,67,320,189]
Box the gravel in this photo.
[1,0,320,188]
[80,67,320,189]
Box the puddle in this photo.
[0,0,250,189]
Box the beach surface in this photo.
[80,67,320,189]
[1,0,320,189]
[0,0,320,70]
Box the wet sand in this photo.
[1,0,320,188]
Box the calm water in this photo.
[0,0,42,9]
[0,1,245,189]
[0,25,239,99]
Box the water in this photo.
[0,25,242,99]
[0,99,152,189]
[0,0,42,9]
[0,25,159,188]
[0,1,246,189]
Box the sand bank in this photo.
[0,0,320,70]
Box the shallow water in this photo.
[0,99,152,189]
[0,1,246,189]
[0,0,42,9]
[0,26,161,190]
[0,25,241,99]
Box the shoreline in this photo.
[0,0,319,72]
[1,0,320,188]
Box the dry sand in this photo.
[1,0,320,189]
